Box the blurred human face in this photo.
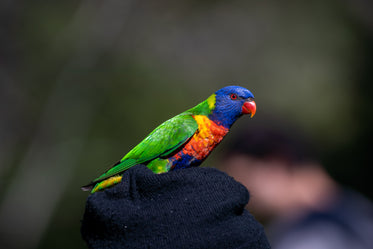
[223,155,296,218]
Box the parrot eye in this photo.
[230,93,238,100]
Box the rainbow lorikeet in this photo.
[82,86,256,193]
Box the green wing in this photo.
[92,113,198,183]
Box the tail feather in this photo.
[81,175,123,193]
[81,183,95,192]
[81,160,124,192]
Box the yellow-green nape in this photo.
[91,175,123,193]
[206,94,216,110]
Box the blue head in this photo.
[208,86,256,128]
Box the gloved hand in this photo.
[81,165,270,249]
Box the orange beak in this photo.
[242,100,256,118]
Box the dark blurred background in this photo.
[0,0,372,248]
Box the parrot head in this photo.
[208,86,256,128]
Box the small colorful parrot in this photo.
[82,85,256,193]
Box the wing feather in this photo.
[91,114,198,183]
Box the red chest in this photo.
[173,115,229,161]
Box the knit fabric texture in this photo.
[81,165,270,249]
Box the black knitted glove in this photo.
[81,165,270,249]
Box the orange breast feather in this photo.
[174,115,229,161]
